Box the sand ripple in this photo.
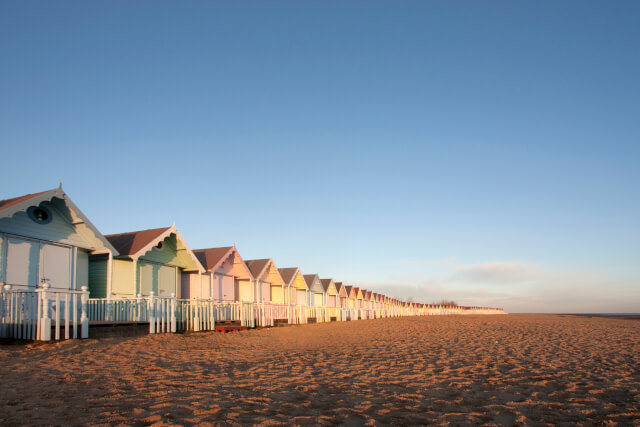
[1,315,639,425]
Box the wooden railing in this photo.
[0,286,39,340]
[2,285,505,341]
[0,284,89,341]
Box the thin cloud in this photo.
[347,260,640,313]
[450,262,543,285]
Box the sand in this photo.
[1,314,639,426]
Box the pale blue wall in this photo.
[0,199,94,249]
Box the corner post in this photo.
[148,291,156,334]
[170,293,176,333]
[39,283,51,341]
[80,286,89,338]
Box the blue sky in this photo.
[1,1,639,312]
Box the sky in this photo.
[1,1,638,313]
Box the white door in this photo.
[158,265,176,296]
[271,286,283,303]
[6,237,39,289]
[139,261,154,295]
[296,289,307,305]
[238,280,253,302]
[313,293,323,307]
[40,243,71,290]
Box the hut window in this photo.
[27,206,52,224]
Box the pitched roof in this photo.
[320,278,334,292]
[0,185,118,255]
[278,267,299,284]
[303,274,318,288]
[192,246,233,271]
[105,227,171,256]
[345,285,353,296]
[0,190,50,212]
[245,259,271,279]
[334,281,343,291]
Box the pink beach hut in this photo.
[185,246,254,302]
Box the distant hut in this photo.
[186,245,253,302]
[303,274,324,307]
[245,258,285,303]
[279,267,308,306]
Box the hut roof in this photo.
[0,190,50,212]
[320,278,334,292]
[278,267,299,285]
[192,246,233,271]
[303,274,318,288]
[106,227,171,256]
[245,259,271,280]
[105,225,205,272]
[0,185,117,255]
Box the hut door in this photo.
[313,293,323,307]
[296,289,307,305]
[139,261,154,296]
[157,265,176,296]
[5,237,39,289]
[40,243,71,290]
[237,280,253,302]
[328,295,336,307]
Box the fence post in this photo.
[193,296,200,332]
[80,286,89,338]
[148,291,156,334]
[135,294,142,321]
[1,285,7,337]
[38,284,51,341]
[170,293,177,333]
[1,285,9,337]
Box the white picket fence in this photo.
[1,285,505,341]
[0,284,89,341]
[176,299,255,331]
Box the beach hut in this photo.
[364,290,374,318]
[355,287,364,310]
[245,258,285,303]
[279,267,308,306]
[0,185,117,292]
[345,285,357,309]
[320,278,339,321]
[303,274,324,307]
[334,282,348,308]
[320,278,338,307]
[184,245,254,302]
[102,224,205,298]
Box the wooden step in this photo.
[214,325,248,333]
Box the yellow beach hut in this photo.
[102,224,205,298]
[245,258,285,303]
[279,267,308,306]
[320,278,339,321]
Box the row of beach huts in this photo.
[0,185,505,341]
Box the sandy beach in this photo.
[1,314,639,426]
